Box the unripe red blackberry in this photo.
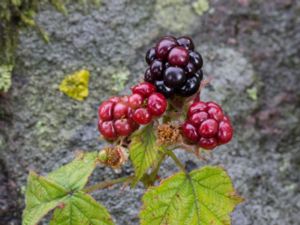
[132,108,152,125]
[182,101,233,150]
[147,93,167,116]
[130,82,168,125]
[98,97,140,141]
[98,82,168,140]
[131,82,156,98]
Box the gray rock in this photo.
[1,0,299,225]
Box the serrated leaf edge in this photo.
[140,166,244,225]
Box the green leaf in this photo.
[129,124,163,184]
[23,152,113,225]
[50,191,114,225]
[140,166,244,225]
[22,172,68,225]
[47,152,98,191]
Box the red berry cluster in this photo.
[182,101,233,150]
[98,82,167,140]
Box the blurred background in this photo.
[0,0,299,224]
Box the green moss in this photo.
[0,0,101,92]
[247,86,258,101]
[111,68,130,93]
[155,0,197,32]
[0,65,13,92]
[192,0,209,16]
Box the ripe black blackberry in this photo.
[144,36,203,98]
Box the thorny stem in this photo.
[166,150,187,174]
[83,176,134,193]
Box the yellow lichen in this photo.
[59,69,90,101]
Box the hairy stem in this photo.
[166,150,187,174]
[83,176,134,193]
[149,154,166,181]
[173,138,208,161]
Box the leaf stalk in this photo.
[84,176,134,193]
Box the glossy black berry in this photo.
[144,36,203,98]
[185,62,196,77]
[194,69,203,80]
[144,68,155,83]
[164,62,171,69]
[150,60,164,80]
[145,47,156,65]
[189,51,203,69]
[155,36,177,60]
[177,36,194,50]
[163,67,186,88]
[155,80,174,98]
[177,75,201,97]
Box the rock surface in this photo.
[0,0,299,224]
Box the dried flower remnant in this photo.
[98,146,128,169]
[157,123,180,146]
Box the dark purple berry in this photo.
[189,51,203,69]
[143,36,204,99]
[177,36,194,50]
[145,47,156,65]
[155,80,174,98]
[150,60,164,80]
[185,62,196,77]
[155,36,177,60]
[195,69,203,80]
[168,46,189,67]
[144,68,155,83]
[177,75,200,97]
[163,67,186,88]
[164,62,171,69]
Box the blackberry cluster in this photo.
[182,101,233,150]
[98,82,167,140]
[98,35,234,151]
[144,36,203,98]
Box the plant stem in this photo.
[83,176,134,193]
[149,154,165,181]
[174,140,208,161]
[166,150,187,174]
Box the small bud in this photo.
[98,146,128,169]
[156,123,180,146]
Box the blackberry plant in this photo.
[22,36,243,225]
